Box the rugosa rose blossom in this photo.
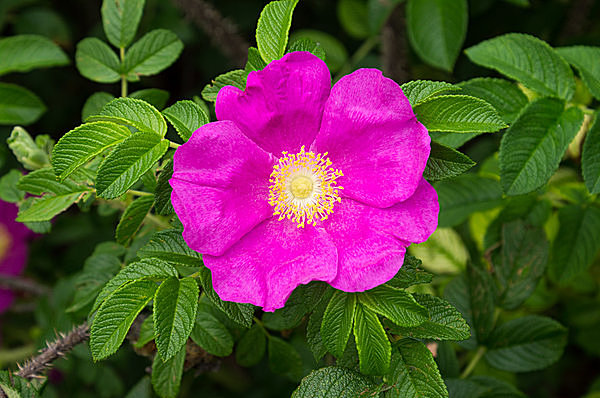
[0,200,31,312]
[170,51,438,311]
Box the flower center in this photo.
[0,224,11,262]
[268,147,343,228]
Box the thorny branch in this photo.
[382,5,409,84]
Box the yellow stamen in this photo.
[268,146,343,228]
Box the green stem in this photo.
[169,140,181,149]
[252,317,270,337]
[120,47,127,97]
[460,346,487,379]
[128,189,153,197]
[334,36,380,81]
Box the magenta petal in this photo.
[204,219,338,311]
[324,179,438,291]
[170,121,275,256]
[216,52,331,155]
[313,68,430,208]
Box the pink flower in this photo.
[0,200,31,312]
[170,52,438,311]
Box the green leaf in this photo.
[198,267,254,328]
[245,47,267,72]
[151,344,185,398]
[236,323,266,366]
[556,46,600,100]
[89,97,167,137]
[289,30,348,73]
[123,29,183,77]
[321,290,356,357]
[81,92,115,121]
[0,383,21,398]
[133,316,155,348]
[383,339,448,398]
[388,294,470,341]
[292,366,376,398]
[430,131,480,149]
[582,115,600,194]
[52,121,131,180]
[17,167,81,195]
[0,34,68,75]
[497,221,548,309]
[96,132,168,199]
[0,83,45,125]
[101,0,146,48]
[0,371,40,398]
[443,276,476,350]
[125,376,152,398]
[190,310,234,357]
[358,285,428,327]
[0,169,24,203]
[115,195,154,246]
[306,289,332,362]
[287,37,326,60]
[484,315,567,372]
[353,303,391,375]
[414,95,507,133]
[499,98,584,195]
[17,198,51,233]
[154,160,174,215]
[92,258,178,314]
[268,336,303,380]
[467,264,496,344]
[90,279,158,360]
[424,142,475,181]
[68,252,121,313]
[263,282,327,331]
[75,38,121,83]
[162,100,209,142]
[256,0,299,63]
[130,89,169,110]
[458,78,529,124]
[201,70,248,103]
[435,175,503,228]
[386,255,433,289]
[337,0,369,39]
[548,204,600,283]
[154,276,199,360]
[465,33,575,100]
[400,80,458,107]
[138,229,203,266]
[406,0,467,71]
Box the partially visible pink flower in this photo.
[0,200,31,312]
[170,52,438,311]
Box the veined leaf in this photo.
[81,92,115,121]
[101,0,146,48]
[90,279,158,360]
[256,0,299,63]
[0,34,68,75]
[383,339,448,398]
[154,276,199,361]
[353,303,391,375]
[138,229,203,266]
[458,78,529,124]
[151,344,185,398]
[92,258,178,314]
[130,89,169,110]
[387,294,470,341]
[292,366,376,398]
[115,195,154,246]
[467,264,496,344]
[548,204,600,283]
[123,29,183,77]
[263,282,327,331]
[435,174,503,228]
[75,38,121,83]
[499,98,584,195]
[0,169,24,203]
[556,46,600,100]
[246,47,267,72]
[321,290,356,358]
[162,100,209,142]
[18,167,82,195]
[95,131,168,199]
[68,252,121,313]
[465,33,575,100]
[424,141,475,181]
[133,316,154,348]
[358,284,428,327]
[89,97,167,137]
[286,37,326,60]
[0,83,46,125]
[306,289,333,362]
[386,255,433,289]
[268,337,303,380]
[236,323,266,366]
[289,30,348,73]
[52,121,131,180]
[401,80,458,107]
[414,95,507,133]
[191,311,234,357]
[201,70,248,103]
[16,191,85,222]
[406,0,467,71]
[582,115,600,194]
[484,315,567,372]
[154,160,174,215]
